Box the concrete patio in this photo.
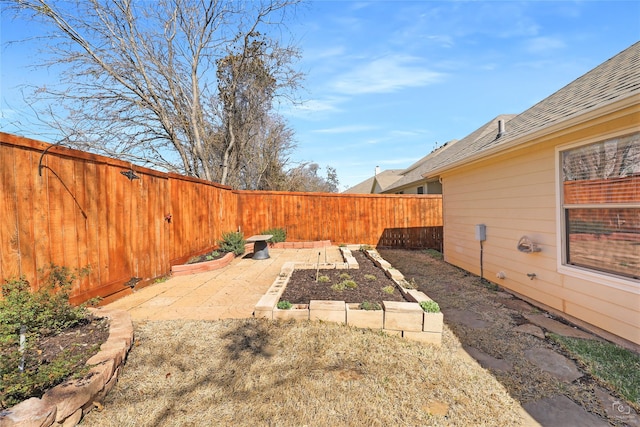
[105,246,344,321]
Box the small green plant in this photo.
[218,231,246,256]
[364,274,377,281]
[359,244,373,251]
[381,285,395,295]
[339,273,352,280]
[261,228,287,243]
[359,301,381,310]
[277,301,292,310]
[154,276,169,284]
[419,300,440,313]
[318,275,330,283]
[341,280,358,289]
[423,249,443,260]
[331,282,346,292]
[338,243,347,247]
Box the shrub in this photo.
[261,228,286,243]
[419,300,440,313]
[0,265,88,336]
[218,231,246,256]
[359,301,381,310]
[341,280,358,289]
[331,282,346,292]
[277,301,292,310]
[0,265,95,408]
[318,275,330,283]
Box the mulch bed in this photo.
[279,250,408,305]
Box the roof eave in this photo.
[423,95,639,179]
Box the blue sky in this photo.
[2,1,640,190]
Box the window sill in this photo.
[558,264,640,295]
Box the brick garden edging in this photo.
[170,241,334,276]
[0,308,133,427]
[254,246,443,345]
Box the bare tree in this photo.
[282,163,340,192]
[4,0,304,186]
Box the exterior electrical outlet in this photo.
[475,224,486,241]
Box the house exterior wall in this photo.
[440,104,640,345]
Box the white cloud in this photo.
[330,55,445,95]
[525,36,566,54]
[312,124,378,134]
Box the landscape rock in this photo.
[463,346,513,372]
[524,347,583,382]
[523,395,609,427]
[0,398,56,427]
[514,323,546,339]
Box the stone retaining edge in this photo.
[0,308,134,427]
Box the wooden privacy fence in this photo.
[1,133,442,304]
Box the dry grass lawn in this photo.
[83,319,528,426]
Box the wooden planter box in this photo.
[346,303,384,329]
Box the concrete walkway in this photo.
[105,246,344,321]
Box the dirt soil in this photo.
[186,250,229,264]
[279,250,408,305]
[378,248,635,426]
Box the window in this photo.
[560,132,640,280]
[417,186,424,194]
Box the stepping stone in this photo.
[524,347,583,382]
[593,386,640,427]
[524,314,601,341]
[523,395,609,427]
[514,323,546,339]
[442,309,488,329]
[463,346,513,372]
[501,298,534,313]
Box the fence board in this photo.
[1,133,442,304]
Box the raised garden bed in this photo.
[254,245,443,345]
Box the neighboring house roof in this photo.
[382,139,460,193]
[424,41,640,177]
[343,169,403,194]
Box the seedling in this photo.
[318,275,330,283]
[277,301,292,310]
[364,274,377,281]
[331,282,346,292]
[419,300,440,313]
[359,301,381,310]
[339,273,352,280]
[382,285,395,295]
[341,279,357,289]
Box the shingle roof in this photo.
[343,169,403,194]
[382,139,460,192]
[424,41,640,176]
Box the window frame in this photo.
[555,131,640,293]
